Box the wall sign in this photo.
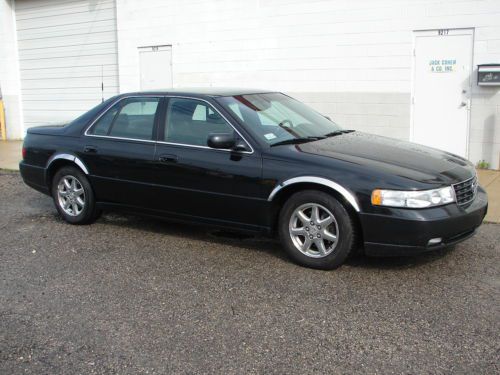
[429,59,456,73]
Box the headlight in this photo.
[371,186,455,208]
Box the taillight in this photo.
[22,147,27,159]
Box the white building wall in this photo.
[116,0,500,169]
[0,0,23,139]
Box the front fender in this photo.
[267,176,361,212]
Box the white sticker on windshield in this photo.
[264,133,277,140]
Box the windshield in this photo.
[217,93,343,146]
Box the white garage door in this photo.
[15,0,119,130]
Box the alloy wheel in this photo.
[288,203,339,258]
[57,175,85,217]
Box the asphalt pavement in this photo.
[0,171,499,374]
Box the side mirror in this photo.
[207,133,236,149]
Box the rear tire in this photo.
[51,166,101,225]
[279,190,356,270]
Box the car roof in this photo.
[121,87,277,97]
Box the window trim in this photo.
[84,95,254,154]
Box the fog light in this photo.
[428,237,442,246]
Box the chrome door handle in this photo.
[158,154,178,163]
[84,145,97,153]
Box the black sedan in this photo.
[20,88,488,269]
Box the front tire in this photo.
[279,190,356,270]
[51,166,100,224]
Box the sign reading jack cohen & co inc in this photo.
[429,59,456,73]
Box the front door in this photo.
[152,97,266,231]
[412,29,473,157]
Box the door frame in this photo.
[410,27,474,158]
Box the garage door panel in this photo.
[19,53,118,70]
[22,99,103,111]
[16,0,114,19]
[22,92,117,101]
[16,0,119,130]
[18,31,117,50]
[17,17,116,34]
[16,7,115,27]
[20,76,118,90]
[20,65,117,79]
[20,44,117,60]
[16,16,115,35]
[17,22,116,41]
[20,87,118,96]
[15,0,100,10]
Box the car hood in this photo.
[296,132,474,184]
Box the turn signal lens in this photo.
[371,189,382,205]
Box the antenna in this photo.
[101,65,104,103]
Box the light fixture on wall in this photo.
[478,64,500,86]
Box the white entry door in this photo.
[412,29,473,157]
[138,45,172,90]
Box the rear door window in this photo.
[90,106,119,136]
[88,97,160,141]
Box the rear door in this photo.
[81,96,163,207]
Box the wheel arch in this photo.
[268,177,363,241]
[268,177,360,212]
[45,153,89,190]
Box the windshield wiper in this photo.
[270,136,325,147]
[323,129,355,137]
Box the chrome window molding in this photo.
[83,94,255,154]
[268,176,361,212]
[155,140,237,151]
[84,134,157,144]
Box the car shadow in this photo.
[346,246,456,269]
[97,212,288,261]
[94,212,455,270]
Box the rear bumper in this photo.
[19,161,50,195]
[360,187,488,256]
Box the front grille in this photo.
[453,175,478,206]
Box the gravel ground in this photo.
[0,171,499,374]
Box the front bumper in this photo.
[360,187,488,256]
